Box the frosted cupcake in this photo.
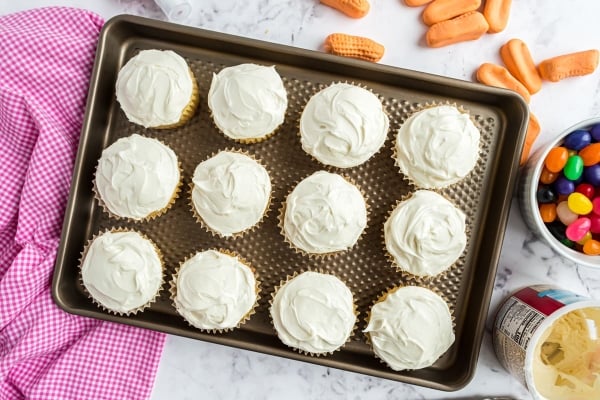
[394,105,480,188]
[172,249,259,332]
[95,134,181,221]
[190,150,271,237]
[384,190,466,277]
[80,230,163,315]
[364,286,455,371]
[282,171,367,255]
[270,271,356,355]
[208,63,288,143]
[116,49,199,129]
[300,83,389,168]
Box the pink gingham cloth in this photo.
[0,8,166,400]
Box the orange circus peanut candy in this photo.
[538,49,600,82]
[426,11,489,48]
[476,63,531,103]
[320,0,370,18]
[404,0,433,6]
[422,0,481,26]
[520,113,541,165]
[500,38,542,94]
[483,0,512,33]
[324,33,385,62]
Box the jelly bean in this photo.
[575,183,595,199]
[563,155,584,180]
[590,214,600,234]
[540,167,559,184]
[557,194,569,203]
[566,217,591,241]
[557,201,578,225]
[553,177,575,196]
[593,197,600,215]
[546,221,568,242]
[585,164,600,186]
[578,231,593,245]
[563,129,592,151]
[578,142,600,166]
[544,147,569,173]
[567,149,577,157]
[591,124,600,142]
[539,203,557,223]
[568,192,593,215]
[584,239,600,255]
[537,186,557,203]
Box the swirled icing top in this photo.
[191,151,271,236]
[384,190,466,277]
[394,105,480,188]
[116,49,194,128]
[174,250,257,330]
[283,171,367,254]
[81,230,163,313]
[300,83,389,168]
[270,271,356,354]
[95,134,180,220]
[208,63,288,140]
[364,286,455,371]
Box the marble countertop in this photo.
[3,1,600,399]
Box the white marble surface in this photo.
[3,1,600,399]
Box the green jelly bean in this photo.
[563,155,584,181]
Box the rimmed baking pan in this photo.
[52,14,528,391]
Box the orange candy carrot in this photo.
[520,113,541,165]
[483,0,512,33]
[324,33,385,62]
[320,0,370,18]
[405,0,434,6]
[476,63,531,103]
[538,49,600,82]
[426,11,489,48]
[422,0,481,26]
[500,39,542,94]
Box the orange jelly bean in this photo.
[539,167,559,184]
[583,239,600,255]
[579,142,600,166]
[544,146,569,172]
[539,203,557,223]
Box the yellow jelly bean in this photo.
[568,192,593,215]
[577,231,593,245]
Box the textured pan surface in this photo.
[52,15,529,390]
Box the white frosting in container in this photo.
[191,151,271,236]
[270,271,356,354]
[300,83,389,168]
[283,171,367,254]
[116,49,194,128]
[81,230,163,313]
[394,105,480,188]
[384,190,466,277]
[95,134,180,220]
[174,250,257,330]
[208,63,288,141]
[364,286,455,371]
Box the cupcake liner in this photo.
[78,227,165,316]
[296,80,391,169]
[391,101,482,190]
[154,68,200,129]
[269,269,359,357]
[278,172,370,258]
[169,248,261,334]
[188,149,272,239]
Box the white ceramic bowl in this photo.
[518,117,600,268]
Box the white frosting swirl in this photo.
[300,83,389,168]
[395,105,480,188]
[81,231,163,313]
[208,63,288,140]
[174,250,257,330]
[364,286,455,371]
[191,151,271,236]
[283,171,367,254]
[271,271,356,354]
[95,134,180,220]
[116,49,194,128]
[384,190,466,277]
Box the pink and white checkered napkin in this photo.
[0,7,166,400]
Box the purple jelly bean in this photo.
[554,176,575,195]
[563,129,592,151]
[585,164,600,186]
[591,123,600,142]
